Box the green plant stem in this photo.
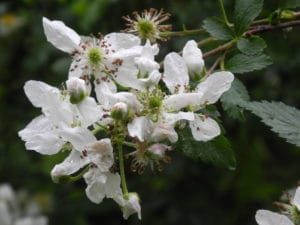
[218,0,230,26]
[203,40,235,59]
[123,141,136,149]
[198,37,218,47]
[118,142,129,198]
[160,29,205,37]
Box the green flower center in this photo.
[148,96,162,109]
[137,19,155,39]
[88,47,102,65]
[291,205,300,225]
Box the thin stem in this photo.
[160,28,205,37]
[207,56,222,75]
[245,20,300,36]
[123,141,136,149]
[198,37,218,47]
[203,40,235,59]
[118,142,129,197]
[218,0,230,26]
[92,122,109,135]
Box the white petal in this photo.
[15,217,48,225]
[18,116,64,155]
[128,116,152,142]
[196,71,234,105]
[42,17,80,53]
[51,150,89,182]
[151,120,178,143]
[163,92,203,111]
[0,202,12,225]
[163,112,195,124]
[122,193,141,220]
[182,40,204,74]
[84,168,107,204]
[24,80,60,109]
[58,126,96,151]
[0,184,15,202]
[255,210,294,225]
[189,116,221,141]
[293,186,300,210]
[163,52,189,94]
[87,139,114,171]
[77,97,102,127]
[104,173,123,206]
[103,33,141,52]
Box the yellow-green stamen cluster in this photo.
[88,47,102,65]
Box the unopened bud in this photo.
[66,77,87,104]
[111,102,128,120]
[182,40,205,80]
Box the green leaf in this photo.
[225,53,273,74]
[245,101,300,147]
[177,129,236,170]
[234,0,264,35]
[203,17,234,41]
[279,0,300,9]
[237,36,267,56]
[221,78,250,119]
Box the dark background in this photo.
[0,0,299,224]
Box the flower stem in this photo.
[160,28,205,37]
[118,142,129,198]
[218,0,230,26]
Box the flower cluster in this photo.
[0,183,48,225]
[18,13,234,220]
[255,186,300,225]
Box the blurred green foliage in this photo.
[0,0,299,224]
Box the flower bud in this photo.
[66,77,87,104]
[111,102,128,120]
[182,40,205,80]
[122,192,141,220]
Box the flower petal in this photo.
[104,33,141,52]
[0,202,12,225]
[18,116,64,155]
[163,92,203,111]
[163,52,189,94]
[42,17,80,53]
[84,168,107,204]
[51,150,89,182]
[58,127,96,151]
[128,116,152,142]
[189,116,221,141]
[122,193,141,220]
[77,97,103,127]
[196,71,234,105]
[182,40,204,75]
[255,210,294,225]
[293,186,300,211]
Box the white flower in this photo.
[18,81,101,155]
[121,193,141,220]
[163,42,234,142]
[66,77,87,104]
[255,187,300,225]
[43,17,142,91]
[111,40,161,91]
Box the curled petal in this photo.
[163,52,189,94]
[42,17,80,53]
[189,116,220,141]
[122,193,142,220]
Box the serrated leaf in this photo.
[237,36,267,56]
[221,78,249,119]
[245,101,300,146]
[177,129,236,170]
[279,0,300,9]
[203,17,234,41]
[225,53,273,74]
[234,0,264,35]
